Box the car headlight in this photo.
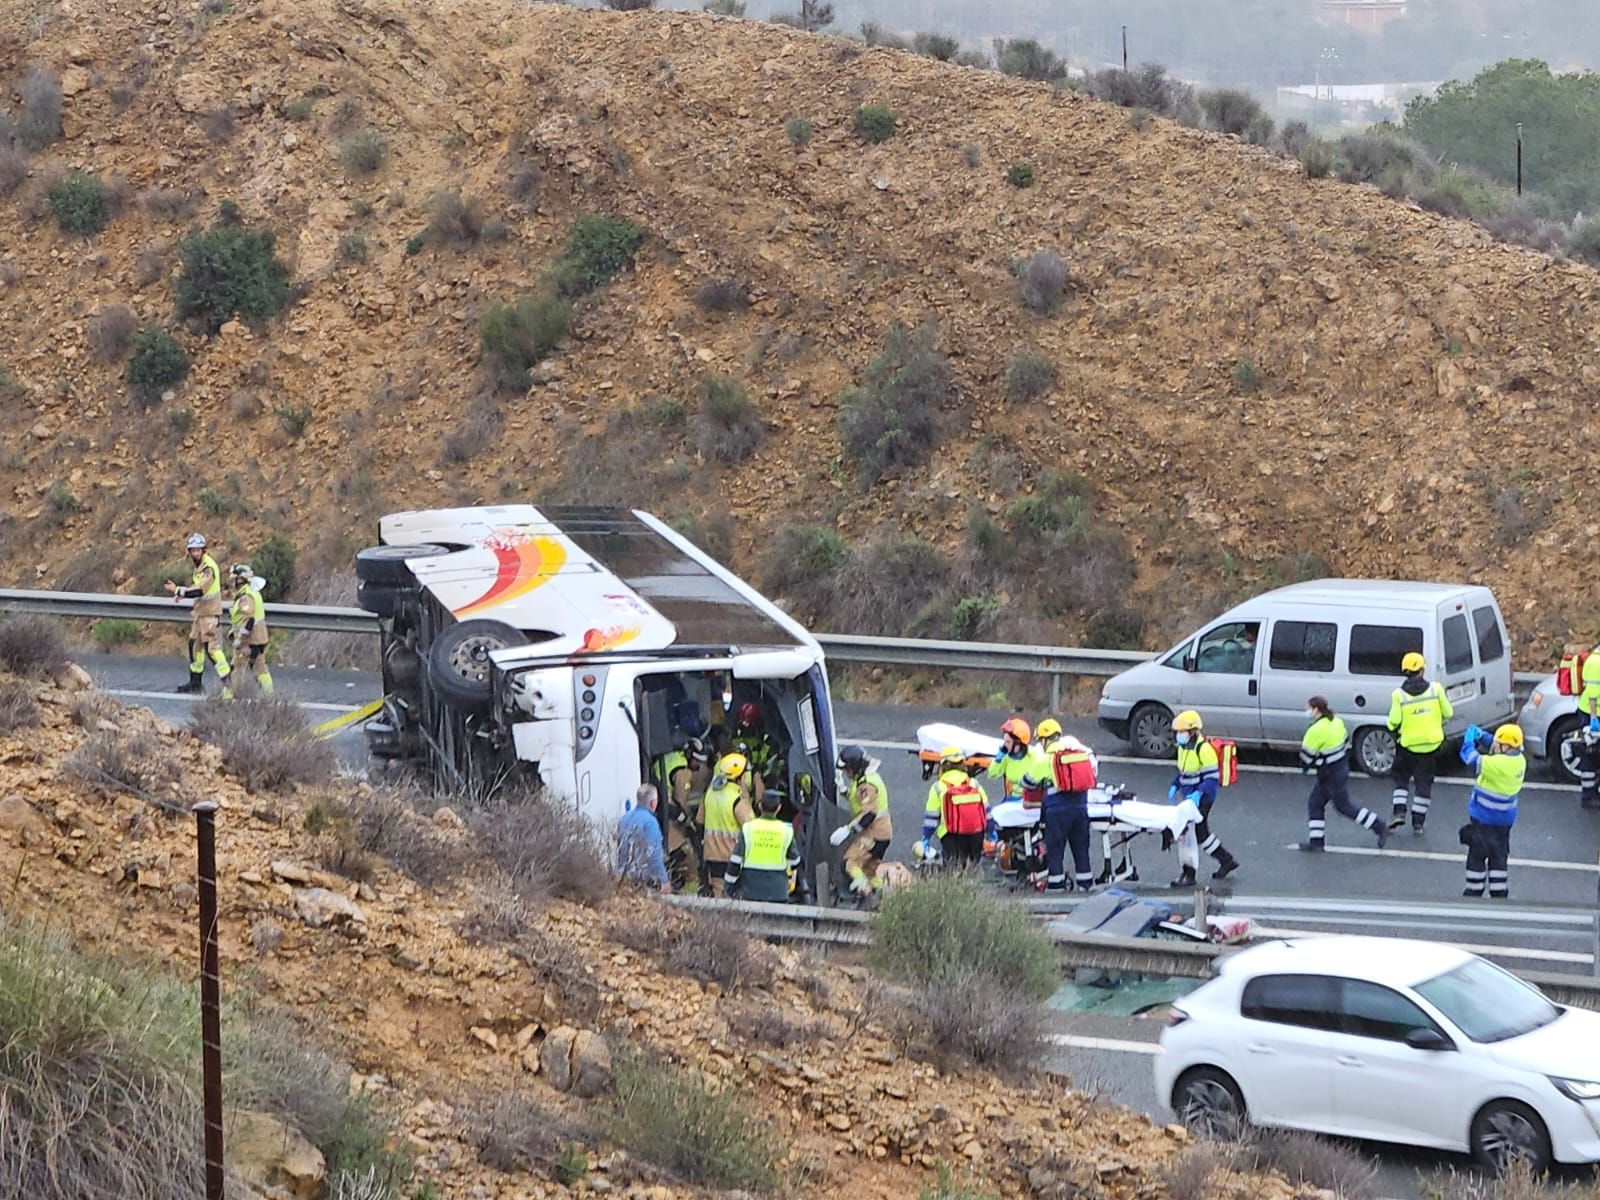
[1550,1076,1600,1101]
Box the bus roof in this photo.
[378,505,811,656]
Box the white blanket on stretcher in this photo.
[918,721,1098,771]
[990,795,1202,835]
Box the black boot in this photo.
[1411,815,1427,835]
[1375,821,1390,850]
[175,671,203,695]
[1169,866,1197,888]
[1582,791,1600,811]
[1212,849,1240,881]
[1297,840,1325,852]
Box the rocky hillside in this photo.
[0,663,1314,1200]
[3,0,1599,657]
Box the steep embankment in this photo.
[2,0,1598,654]
[0,666,1302,1199]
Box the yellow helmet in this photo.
[939,744,965,767]
[1173,710,1203,733]
[1401,652,1426,674]
[1493,724,1524,750]
[1036,718,1062,742]
[717,752,748,780]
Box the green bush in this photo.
[91,618,143,650]
[277,402,311,438]
[1084,606,1146,650]
[853,104,898,143]
[175,224,291,332]
[480,292,571,389]
[1088,64,1197,123]
[692,374,765,464]
[46,481,79,515]
[1004,349,1056,401]
[125,328,189,402]
[554,213,645,297]
[339,129,387,174]
[1299,139,1335,179]
[837,324,951,488]
[253,535,296,602]
[1005,162,1035,188]
[946,594,999,641]
[870,873,1059,1001]
[762,525,848,612]
[338,233,367,262]
[913,32,960,61]
[1199,87,1265,137]
[994,38,1067,83]
[1232,356,1261,393]
[605,1046,780,1193]
[49,172,111,236]
[784,115,814,146]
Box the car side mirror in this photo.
[1183,654,1197,673]
[1404,1027,1454,1052]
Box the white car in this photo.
[1155,937,1600,1173]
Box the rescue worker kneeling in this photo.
[922,745,989,868]
[1460,723,1524,900]
[829,744,892,900]
[700,752,755,898]
[723,790,801,903]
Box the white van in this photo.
[354,505,841,894]
[1097,580,1514,775]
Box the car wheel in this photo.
[1352,726,1397,776]
[1172,1067,1247,1141]
[355,543,451,586]
[1551,715,1586,785]
[1471,1100,1551,1176]
[1129,703,1175,758]
[426,619,527,713]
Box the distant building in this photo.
[1316,0,1406,34]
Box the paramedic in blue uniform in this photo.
[1168,709,1240,886]
[1030,719,1096,893]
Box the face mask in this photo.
[1175,732,1192,747]
[1306,710,1317,721]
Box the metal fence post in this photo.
[1050,673,1062,715]
[194,801,225,1200]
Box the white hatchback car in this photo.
[1155,937,1600,1173]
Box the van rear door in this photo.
[1436,598,1484,731]
[1451,593,1515,728]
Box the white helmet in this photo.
[229,562,252,580]
[186,532,207,550]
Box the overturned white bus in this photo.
[355,505,842,896]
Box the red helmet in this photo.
[734,700,762,728]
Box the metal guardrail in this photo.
[0,588,1551,703]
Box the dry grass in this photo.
[87,304,138,362]
[276,572,379,671]
[465,784,615,907]
[608,905,776,992]
[0,615,68,678]
[0,681,41,733]
[63,726,185,812]
[188,697,336,792]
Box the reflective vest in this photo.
[847,770,892,840]
[1387,681,1452,753]
[1582,654,1600,717]
[742,817,795,870]
[1469,751,1524,827]
[926,770,987,837]
[1299,715,1348,770]
[192,553,222,616]
[1176,740,1221,795]
[986,747,1043,797]
[231,583,268,644]
[701,780,745,862]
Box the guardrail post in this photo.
[1050,674,1061,714]
[194,801,225,1200]
[1593,911,1599,979]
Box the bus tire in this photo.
[426,619,526,713]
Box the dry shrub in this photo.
[0,145,27,196]
[467,787,615,907]
[608,905,775,992]
[88,304,138,362]
[135,241,170,287]
[693,279,750,312]
[138,187,200,220]
[1019,248,1069,314]
[1159,1141,1225,1200]
[1232,1129,1378,1199]
[201,106,236,142]
[462,1088,576,1172]
[0,615,69,678]
[439,400,501,464]
[426,190,484,245]
[276,572,379,671]
[823,537,949,637]
[189,696,335,792]
[1419,1161,1600,1200]
[904,969,1047,1076]
[692,375,764,464]
[249,917,285,955]
[0,681,41,734]
[68,691,117,731]
[63,727,185,812]
[1003,348,1057,401]
[725,1001,828,1049]
[460,884,603,1021]
[340,783,467,886]
[506,160,542,202]
[19,65,63,150]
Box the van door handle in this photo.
[1479,676,1486,694]
[1248,680,1258,697]
[1246,1043,1276,1055]
[1336,1055,1364,1067]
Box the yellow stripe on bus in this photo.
[311,698,385,740]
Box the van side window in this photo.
[1194,622,1260,675]
[1472,606,1506,663]
[1239,974,1339,1030]
[1443,614,1474,675]
[1349,625,1424,676]
[1269,621,1337,673]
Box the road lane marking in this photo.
[1279,843,1600,873]
[854,739,1582,794]
[1046,1034,1161,1055]
[103,687,360,716]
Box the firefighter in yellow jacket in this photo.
[829,744,892,900]
[165,532,231,694]
[223,564,273,699]
[700,752,755,898]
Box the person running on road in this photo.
[1460,723,1525,899]
[1299,696,1387,852]
[1387,651,1453,834]
[1168,710,1240,886]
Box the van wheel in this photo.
[355,543,450,586]
[1551,716,1586,785]
[1471,1100,1551,1176]
[1128,703,1175,758]
[1352,726,1397,776]
[1172,1067,1247,1141]
[426,619,527,713]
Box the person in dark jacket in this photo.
[1299,696,1388,851]
[1386,652,1454,834]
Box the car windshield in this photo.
[1414,958,1561,1043]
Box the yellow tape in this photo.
[311,698,385,740]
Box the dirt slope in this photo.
[2,0,1599,655]
[0,668,1310,1199]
